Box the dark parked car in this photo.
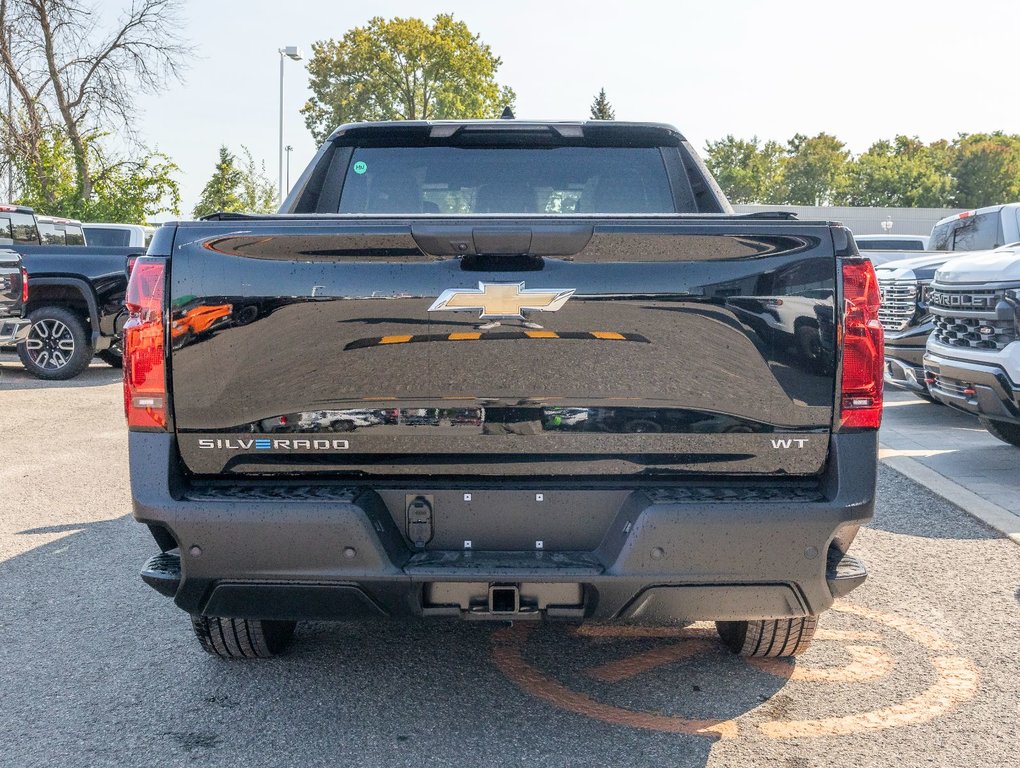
[0,238,31,350]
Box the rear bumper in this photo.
[130,431,877,623]
[0,317,30,345]
[924,347,1020,425]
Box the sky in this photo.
[131,0,1020,219]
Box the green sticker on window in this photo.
[353,161,367,175]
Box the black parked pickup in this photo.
[0,204,144,379]
[127,120,883,660]
[0,244,31,348]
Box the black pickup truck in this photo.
[0,245,31,348]
[128,120,882,660]
[0,204,144,379]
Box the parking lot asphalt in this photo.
[880,390,1020,541]
[1,358,1018,768]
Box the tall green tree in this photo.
[783,133,850,206]
[703,135,786,204]
[193,147,243,218]
[952,132,1020,208]
[590,88,615,120]
[302,14,516,143]
[192,146,276,218]
[237,148,277,214]
[15,128,179,222]
[839,136,955,207]
[0,0,188,213]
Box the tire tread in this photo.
[190,616,295,659]
[715,616,817,658]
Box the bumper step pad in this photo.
[141,552,182,597]
[826,551,867,598]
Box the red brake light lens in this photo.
[21,266,28,304]
[840,259,884,429]
[123,257,167,430]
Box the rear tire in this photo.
[17,306,93,380]
[715,616,817,657]
[979,418,1020,448]
[190,615,296,659]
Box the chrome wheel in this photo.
[25,319,76,371]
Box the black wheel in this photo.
[17,306,93,380]
[715,616,817,657]
[190,615,296,659]
[979,418,1020,448]
[96,347,122,368]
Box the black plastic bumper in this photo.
[924,349,1020,424]
[130,431,876,623]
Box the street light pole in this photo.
[285,145,293,193]
[278,46,303,204]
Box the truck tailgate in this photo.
[168,218,837,478]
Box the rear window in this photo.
[4,212,39,244]
[930,212,1003,252]
[83,226,130,247]
[338,146,676,215]
[0,213,40,244]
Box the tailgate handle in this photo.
[411,224,593,257]
[473,228,532,255]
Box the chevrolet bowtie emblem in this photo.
[428,282,575,319]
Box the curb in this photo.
[880,451,1020,545]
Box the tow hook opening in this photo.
[489,584,520,614]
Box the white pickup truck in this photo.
[878,203,1020,397]
[923,244,1020,446]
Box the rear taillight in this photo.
[126,255,138,277]
[839,259,884,429]
[21,266,28,303]
[123,257,167,430]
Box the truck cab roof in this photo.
[327,119,686,146]
[0,203,36,215]
[933,202,1020,228]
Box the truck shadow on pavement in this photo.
[0,515,801,768]
[0,359,121,389]
[3,508,989,766]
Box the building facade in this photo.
[732,204,965,237]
